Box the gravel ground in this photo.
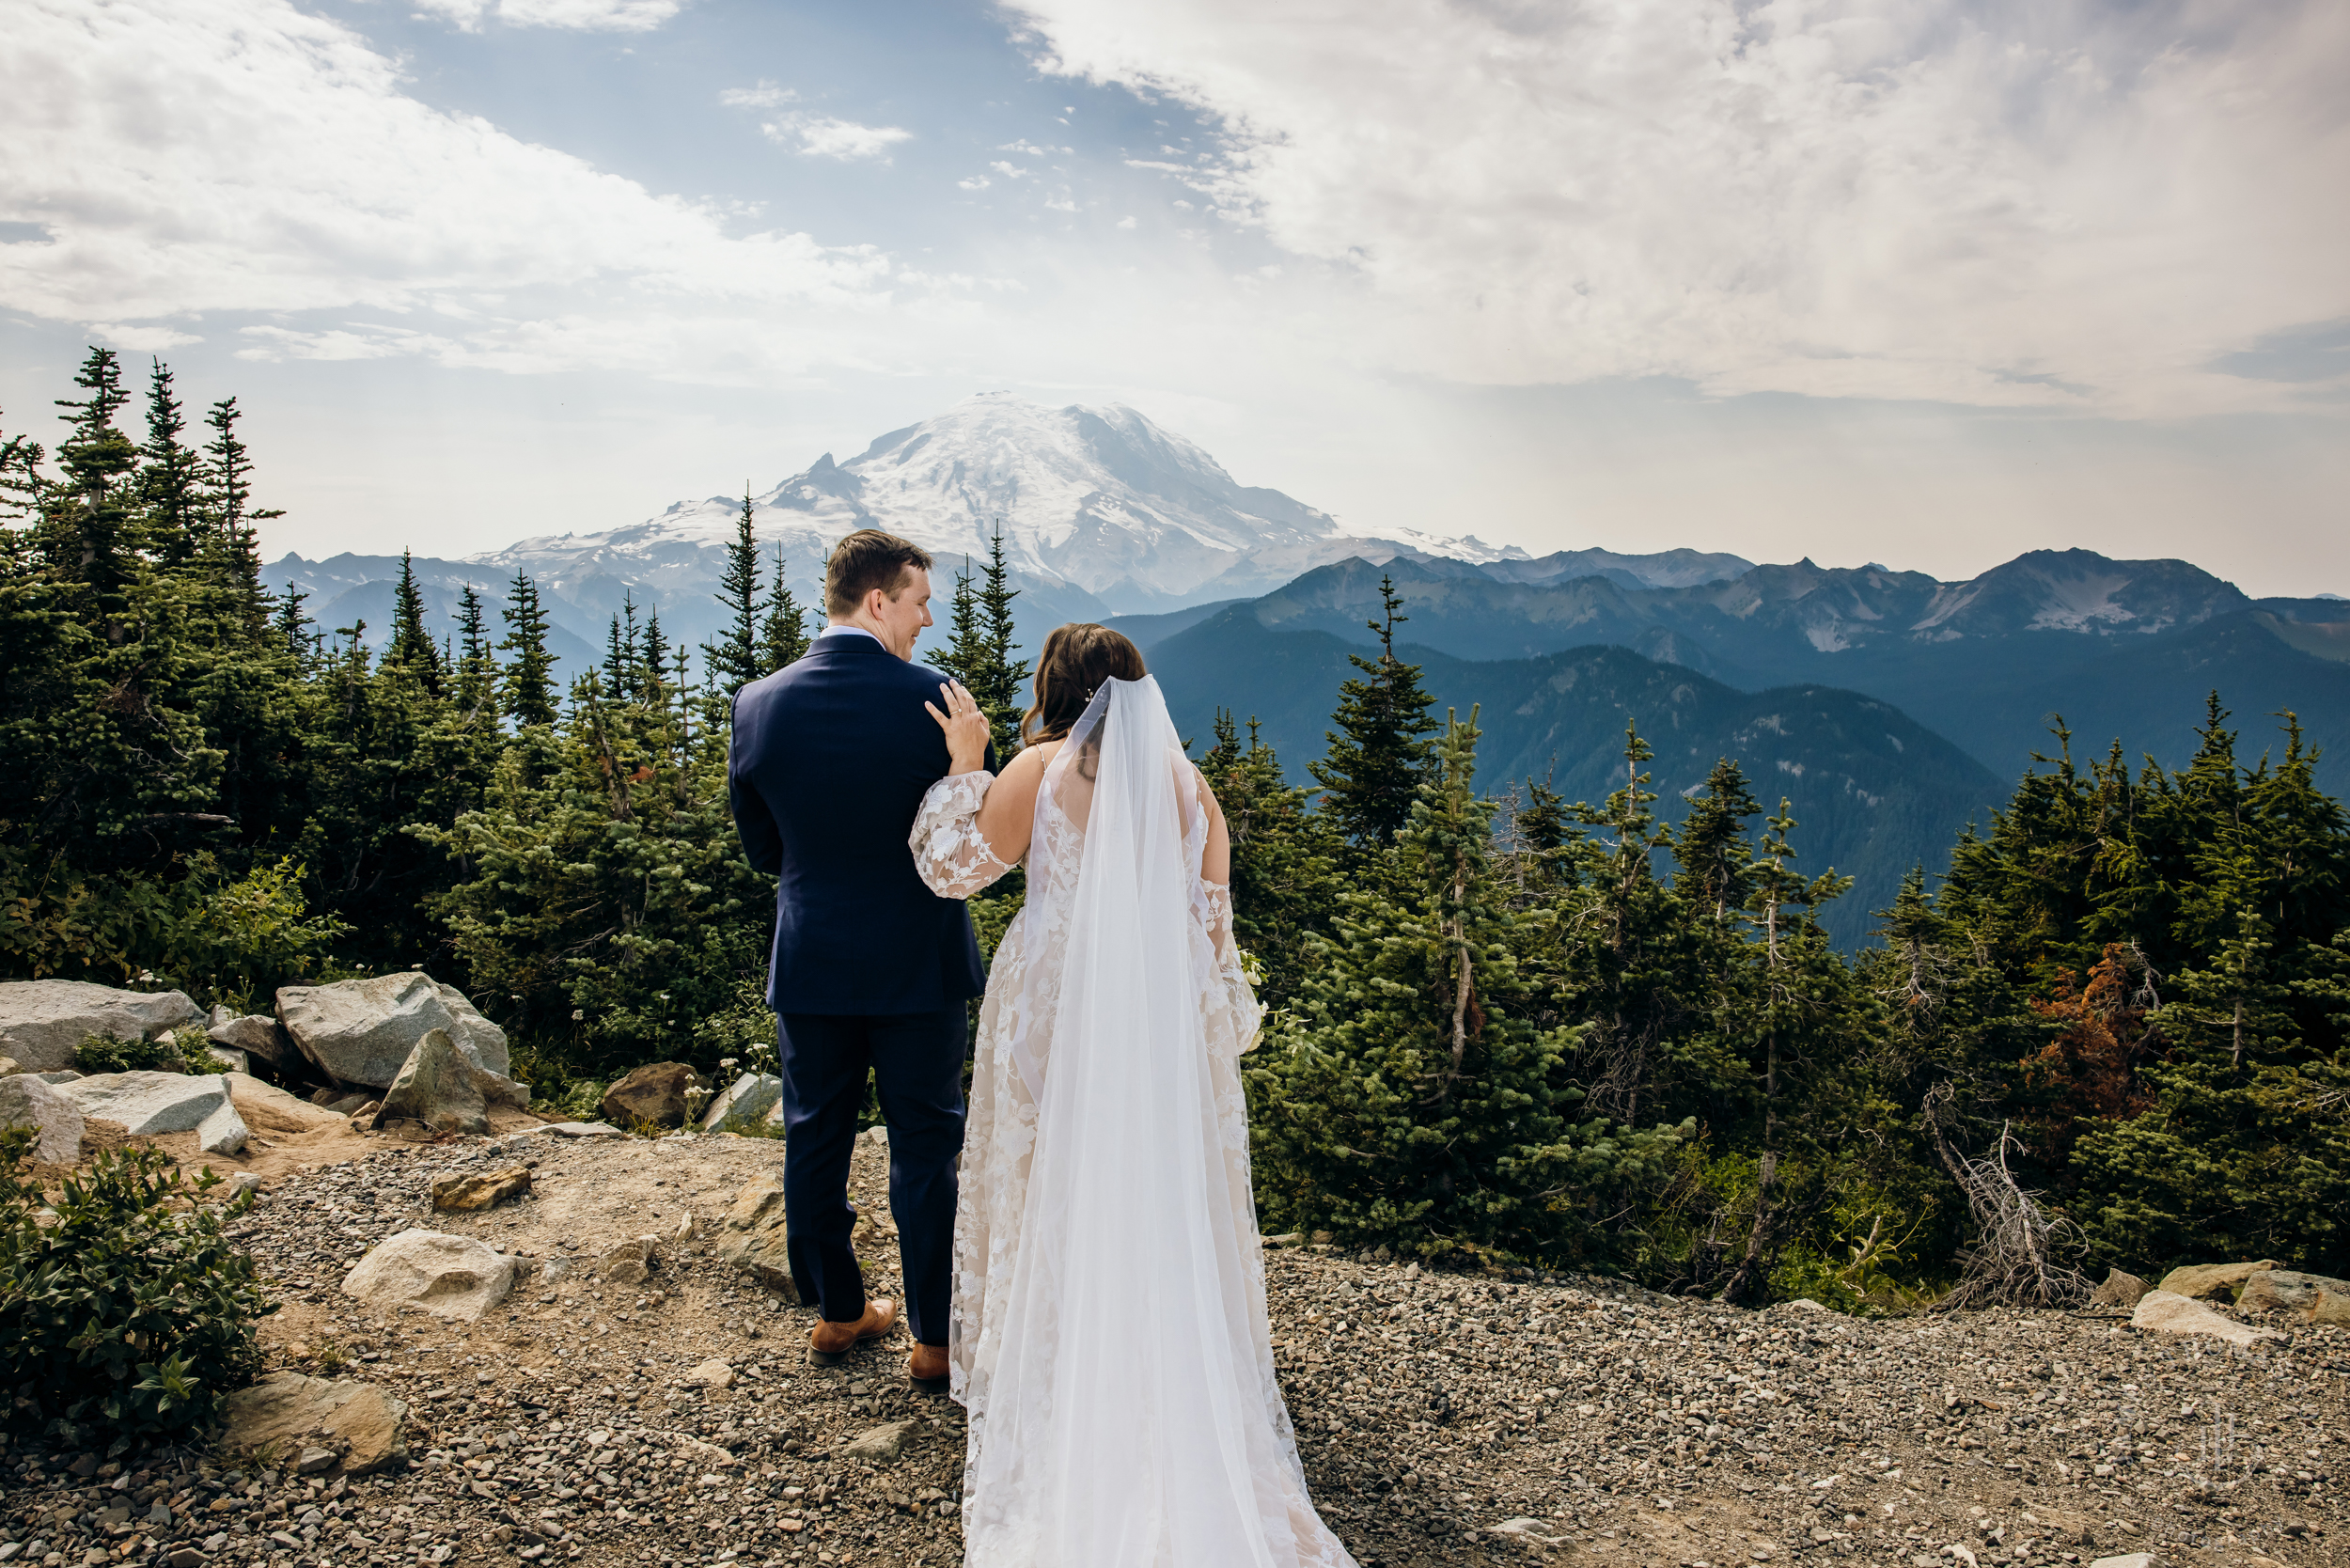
[4,1127,2344,1568]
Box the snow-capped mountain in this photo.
[474,392,1527,615]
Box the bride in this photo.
[911,623,1358,1568]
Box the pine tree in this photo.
[1308,573,1438,849]
[47,348,142,606]
[604,611,634,701]
[201,398,277,609]
[387,550,444,694]
[274,585,315,664]
[138,359,204,560]
[1671,758,1762,930]
[499,571,558,727]
[1546,722,1709,1127]
[1198,711,1341,1013]
[1252,707,1686,1264]
[1716,800,1855,1306]
[1512,774,1574,891]
[452,584,496,717]
[969,524,1028,760]
[700,491,762,696]
[760,545,809,674]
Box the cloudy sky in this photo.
[4,0,2345,591]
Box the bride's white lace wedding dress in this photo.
[909,675,1358,1568]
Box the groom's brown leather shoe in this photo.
[807,1298,896,1365]
[908,1341,948,1391]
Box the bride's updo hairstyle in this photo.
[1021,624,1146,748]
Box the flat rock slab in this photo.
[342,1229,515,1321]
[221,1371,410,1476]
[57,1071,248,1153]
[714,1170,800,1303]
[225,1073,348,1134]
[2090,1268,2150,1309]
[0,980,201,1073]
[431,1165,531,1211]
[2130,1288,2282,1348]
[2154,1260,2281,1300]
[2237,1268,2350,1313]
[0,1072,85,1164]
[840,1421,916,1462]
[2087,1554,2158,1568]
[275,972,509,1090]
[207,1012,295,1071]
[699,1071,781,1134]
[679,1358,734,1389]
[517,1121,624,1138]
[596,1237,662,1285]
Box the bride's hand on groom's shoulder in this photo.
[925,679,993,776]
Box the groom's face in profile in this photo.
[869,566,934,661]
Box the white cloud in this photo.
[989,162,1029,180]
[87,322,205,352]
[718,82,795,110]
[1009,0,2350,414]
[770,115,914,163]
[0,0,888,357]
[412,0,686,32]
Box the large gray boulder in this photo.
[207,1010,296,1073]
[0,1073,86,1163]
[371,1029,488,1136]
[275,973,510,1089]
[0,980,202,1073]
[57,1071,249,1155]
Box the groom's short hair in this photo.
[825,530,934,617]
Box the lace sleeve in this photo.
[1200,879,1264,1053]
[912,771,1017,899]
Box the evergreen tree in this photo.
[1716,800,1855,1305]
[1548,723,1710,1127]
[274,585,315,664]
[200,398,276,609]
[1308,573,1438,850]
[1252,707,1686,1265]
[1512,774,1574,892]
[47,348,142,608]
[700,492,762,696]
[387,551,444,694]
[1671,759,1762,930]
[138,359,204,560]
[452,584,496,717]
[1199,711,1342,1014]
[760,545,809,674]
[499,571,558,727]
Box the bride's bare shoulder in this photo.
[1008,738,1066,778]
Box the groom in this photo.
[728,528,993,1388]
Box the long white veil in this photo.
[959,675,1347,1567]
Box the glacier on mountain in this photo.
[471,392,1528,614]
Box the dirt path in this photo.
[4,1125,2342,1568]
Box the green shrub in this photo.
[70,1028,212,1076]
[0,1127,275,1440]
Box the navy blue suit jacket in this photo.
[729,633,994,1014]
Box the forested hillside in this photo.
[7,350,2349,1309]
[1179,554,2350,794]
[1144,600,2003,946]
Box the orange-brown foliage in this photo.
[2021,944,2154,1157]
